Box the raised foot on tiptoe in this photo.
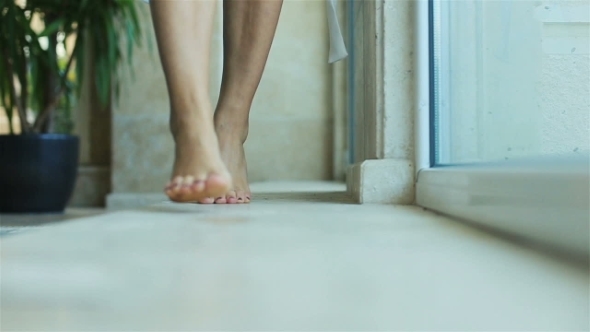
[164,127,232,203]
[199,135,251,205]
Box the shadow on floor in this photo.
[255,191,354,204]
[0,188,353,232]
[0,208,104,235]
[140,191,355,215]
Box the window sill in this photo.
[416,155,590,256]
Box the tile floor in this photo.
[0,182,588,331]
[0,207,105,237]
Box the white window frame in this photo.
[414,0,589,257]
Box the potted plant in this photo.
[0,0,145,213]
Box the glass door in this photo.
[431,0,589,165]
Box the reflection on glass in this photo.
[433,0,590,165]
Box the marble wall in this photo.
[111,0,335,195]
[346,0,416,204]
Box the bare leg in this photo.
[204,0,283,204]
[150,0,231,202]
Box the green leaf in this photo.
[106,12,118,74]
[1,0,149,132]
[38,17,64,37]
[74,31,86,97]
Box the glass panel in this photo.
[432,0,590,165]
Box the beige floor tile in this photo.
[0,183,587,331]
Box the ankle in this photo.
[214,115,249,143]
[170,111,214,139]
[216,123,249,144]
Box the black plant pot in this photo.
[0,134,80,213]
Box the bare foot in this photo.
[198,123,251,204]
[165,114,232,202]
